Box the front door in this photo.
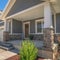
[24,23,29,38]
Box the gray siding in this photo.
[12,19,22,33]
[7,0,43,17]
[56,13,60,33]
[30,20,35,33]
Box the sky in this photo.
[0,0,8,11]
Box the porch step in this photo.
[0,42,15,50]
[0,46,14,51]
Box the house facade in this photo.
[0,0,60,42]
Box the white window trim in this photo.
[9,33,22,35]
[35,19,43,34]
[54,13,60,34]
[23,22,30,38]
[55,18,60,34]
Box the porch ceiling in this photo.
[8,0,60,21]
[12,5,44,21]
[52,0,60,13]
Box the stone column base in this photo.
[38,44,58,60]
[43,28,54,49]
[3,31,9,41]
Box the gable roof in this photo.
[6,0,44,17]
[1,0,16,20]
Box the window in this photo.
[9,21,11,33]
[7,20,12,34]
[35,19,43,34]
[56,15,60,33]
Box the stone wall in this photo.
[3,31,10,41]
[3,31,23,41]
[43,28,54,48]
[29,34,43,40]
[54,34,60,43]
[9,34,22,40]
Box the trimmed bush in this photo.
[20,40,38,60]
[29,35,34,40]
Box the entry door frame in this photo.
[23,22,30,38]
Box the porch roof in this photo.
[6,0,60,21]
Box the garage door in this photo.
[0,28,4,41]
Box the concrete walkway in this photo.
[0,49,17,60]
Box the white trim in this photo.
[54,13,56,34]
[7,19,13,34]
[2,0,11,15]
[4,20,7,31]
[11,19,13,34]
[6,2,46,19]
[9,33,22,35]
[23,22,30,38]
[1,0,11,19]
[53,13,60,34]
[55,14,60,34]
[1,0,16,20]
[30,33,43,34]
[7,20,10,32]
[35,19,44,34]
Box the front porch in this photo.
[1,0,60,59]
[3,0,60,42]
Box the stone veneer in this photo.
[9,34,22,40]
[30,34,43,40]
[3,31,22,41]
[38,28,58,60]
[43,28,54,49]
[54,34,60,43]
[3,31,10,41]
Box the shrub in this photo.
[29,35,34,40]
[20,40,38,60]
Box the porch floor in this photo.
[7,40,43,50]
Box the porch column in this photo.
[4,20,7,31]
[44,2,54,49]
[44,2,52,28]
[4,20,9,41]
[39,2,58,60]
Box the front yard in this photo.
[0,40,60,60]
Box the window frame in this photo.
[35,19,44,34]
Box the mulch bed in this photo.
[6,55,44,60]
[6,55,20,60]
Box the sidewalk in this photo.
[0,49,18,60]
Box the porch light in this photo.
[50,26,53,29]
